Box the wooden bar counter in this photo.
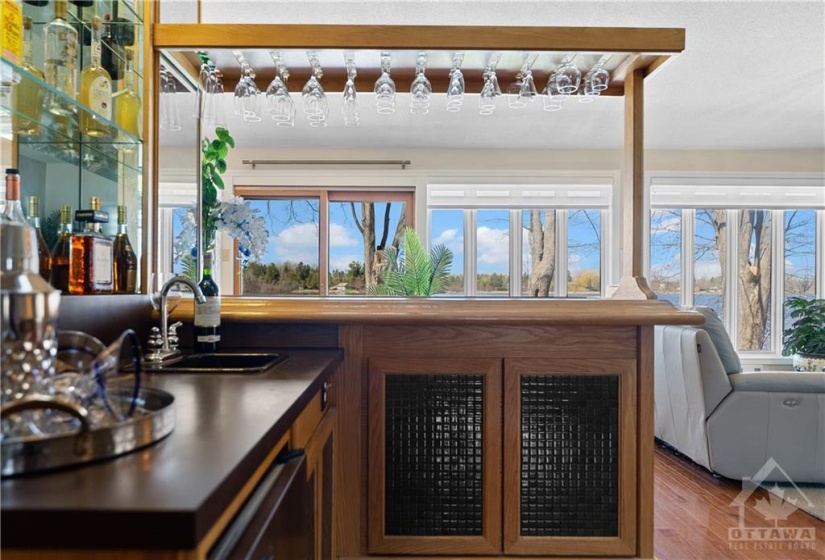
[172,298,701,559]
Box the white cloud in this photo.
[477,226,509,266]
[329,223,359,247]
[273,222,319,264]
[433,228,464,256]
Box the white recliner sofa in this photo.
[654,308,825,483]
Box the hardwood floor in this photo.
[654,444,825,559]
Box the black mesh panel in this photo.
[384,374,484,536]
[520,375,619,537]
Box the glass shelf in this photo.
[2,57,142,148]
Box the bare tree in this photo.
[525,210,556,297]
[350,202,406,289]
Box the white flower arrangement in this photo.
[174,195,269,268]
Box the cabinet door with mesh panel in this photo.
[503,358,637,556]
[368,358,502,555]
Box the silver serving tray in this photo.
[1,387,175,477]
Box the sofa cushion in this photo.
[693,306,742,375]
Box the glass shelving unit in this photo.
[0,0,144,267]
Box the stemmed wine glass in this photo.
[554,54,581,94]
[409,52,432,115]
[508,53,538,109]
[266,52,296,127]
[342,52,359,126]
[374,52,396,114]
[445,52,465,113]
[478,53,501,116]
[302,51,329,127]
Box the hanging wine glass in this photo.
[342,52,359,126]
[302,51,328,127]
[555,54,581,94]
[409,52,432,115]
[266,51,295,127]
[478,52,501,116]
[445,52,465,113]
[374,52,396,115]
[542,72,567,112]
[508,53,538,109]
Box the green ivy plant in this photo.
[782,297,825,356]
[368,227,453,297]
[201,126,235,253]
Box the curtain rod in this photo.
[242,159,411,170]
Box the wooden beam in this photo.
[612,68,657,300]
[154,24,685,56]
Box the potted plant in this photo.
[368,227,453,296]
[782,297,825,372]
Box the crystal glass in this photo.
[507,76,526,109]
[555,60,581,94]
[590,65,610,92]
[446,68,465,113]
[410,74,432,115]
[266,75,295,126]
[542,74,568,112]
[342,77,359,126]
[478,55,502,116]
[374,52,396,115]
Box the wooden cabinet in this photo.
[367,358,501,555]
[304,383,336,560]
[503,358,637,556]
[360,325,645,557]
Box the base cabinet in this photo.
[367,355,638,557]
[368,358,502,555]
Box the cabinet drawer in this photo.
[208,453,313,560]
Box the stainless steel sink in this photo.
[143,353,286,374]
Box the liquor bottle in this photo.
[115,49,141,139]
[100,14,123,81]
[2,169,28,225]
[69,196,113,294]
[15,16,46,136]
[113,205,137,293]
[79,16,112,137]
[50,205,73,292]
[45,0,78,116]
[194,251,221,353]
[26,196,52,281]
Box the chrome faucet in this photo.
[147,275,206,363]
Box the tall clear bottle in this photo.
[113,205,137,293]
[15,16,46,136]
[194,251,221,353]
[2,169,28,225]
[115,49,141,140]
[45,0,78,116]
[80,16,112,137]
[50,205,73,293]
[26,196,52,281]
[69,196,113,294]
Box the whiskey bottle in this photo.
[69,196,113,294]
[15,16,46,136]
[115,49,141,139]
[113,205,137,293]
[26,196,52,281]
[45,0,78,116]
[79,16,112,137]
[50,205,73,292]
[194,251,221,353]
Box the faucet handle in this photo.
[167,322,182,351]
[148,326,163,350]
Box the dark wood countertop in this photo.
[0,349,343,550]
[170,297,704,326]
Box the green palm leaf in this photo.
[368,227,453,297]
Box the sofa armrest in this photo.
[728,372,825,393]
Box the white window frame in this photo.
[646,173,825,361]
[427,178,613,297]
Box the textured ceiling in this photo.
[158,1,825,151]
